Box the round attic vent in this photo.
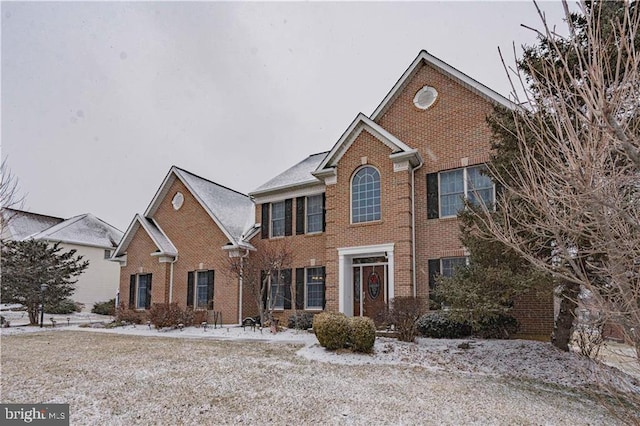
[172,192,184,210]
[413,86,438,110]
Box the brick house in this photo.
[113,166,256,324]
[250,50,553,339]
[115,51,554,338]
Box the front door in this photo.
[353,260,387,321]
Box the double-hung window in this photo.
[271,201,285,237]
[129,273,152,310]
[270,271,286,310]
[306,195,323,233]
[436,165,494,218]
[351,166,381,223]
[187,270,214,310]
[305,267,325,309]
[440,257,468,278]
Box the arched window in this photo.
[351,166,381,223]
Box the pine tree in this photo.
[1,240,89,325]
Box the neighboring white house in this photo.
[1,208,124,311]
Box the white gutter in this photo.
[168,255,178,303]
[411,157,424,298]
[238,249,250,323]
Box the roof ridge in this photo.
[31,214,86,239]
[172,166,249,199]
[2,207,65,222]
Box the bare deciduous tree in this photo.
[227,239,293,327]
[0,158,25,237]
[473,0,640,360]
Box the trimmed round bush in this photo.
[313,312,350,350]
[349,316,376,353]
[416,312,472,338]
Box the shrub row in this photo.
[313,312,376,353]
[115,303,208,329]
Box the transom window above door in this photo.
[351,166,381,223]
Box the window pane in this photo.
[352,167,381,223]
[467,166,494,207]
[441,257,468,277]
[136,275,149,309]
[440,170,464,217]
[271,201,285,237]
[306,267,324,309]
[196,272,209,309]
[306,195,323,233]
[270,273,285,309]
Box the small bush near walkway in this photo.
[92,299,116,316]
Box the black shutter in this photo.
[322,193,326,232]
[284,199,293,236]
[261,203,270,239]
[207,270,215,310]
[283,269,292,310]
[261,270,268,310]
[187,271,194,307]
[145,275,152,309]
[321,267,326,310]
[296,197,305,235]
[428,259,440,292]
[295,268,305,310]
[129,275,136,309]
[427,173,439,219]
[495,182,504,203]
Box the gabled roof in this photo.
[29,213,123,249]
[370,50,516,121]
[145,166,255,245]
[1,208,64,241]
[250,152,328,196]
[314,113,422,172]
[113,214,177,258]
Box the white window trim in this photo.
[304,267,324,310]
[350,165,382,224]
[438,165,495,218]
[305,195,323,235]
[270,201,285,238]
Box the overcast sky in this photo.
[1,1,569,232]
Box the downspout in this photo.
[238,249,250,324]
[169,255,178,303]
[411,158,424,298]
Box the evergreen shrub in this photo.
[416,312,472,338]
[288,312,315,330]
[313,312,350,350]
[44,298,80,314]
[348,316,376,353]
[91,298,116,316]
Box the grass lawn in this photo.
[0,330,625,425]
